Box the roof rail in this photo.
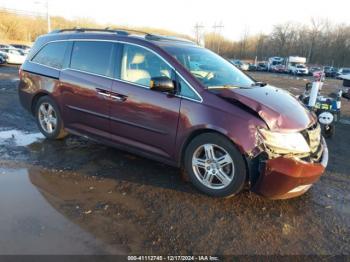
[50,27,130,35]
[107,27,153,36]
[145,34,195,44]
[50,27,196,44]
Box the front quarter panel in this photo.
[176,97,267,164]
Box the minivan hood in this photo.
[214,85,317,131]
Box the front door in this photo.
[109,43,181,159]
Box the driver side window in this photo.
[121,44,173,87]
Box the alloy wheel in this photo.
[192,143,235,190]
[38,102,57,134]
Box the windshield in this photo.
[297,64,305,68]
[163,45,255,88]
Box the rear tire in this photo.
[35,96,68,140]
[184,133,247,197]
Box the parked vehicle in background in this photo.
[11,44,31,55]
[323,66,338,78]
[257,62,268,71]
[0,52,7,65]
[336,68,350,79]
[309,67,322,75]
[271,64,287,73]
[286,56,307,74]
[229,59,249,71]
[0,48,26,64]
[291,64,309,75]
[0,44,13,49]
[18,28,328,199]
[341,75,350,99]
[267,57,284,71]
[248,63,257,71]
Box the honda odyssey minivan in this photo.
[18,28,328,199]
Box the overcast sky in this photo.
[1,0,349,40]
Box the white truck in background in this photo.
[267,56,284,71]
[286,56,308,75]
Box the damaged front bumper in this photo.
[252,137,328,199]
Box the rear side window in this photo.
[70,41,114,77]
[32,42,67,69]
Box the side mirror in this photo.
[150,76,175,93]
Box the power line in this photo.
[213,22,224,54]
[194,23,204,46]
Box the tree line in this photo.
[1,10,349,67]
[205,19,350,67]
[0,9,189,44]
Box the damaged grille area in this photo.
[301,123,323,163]
[258,122,324,163]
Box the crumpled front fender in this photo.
[252,138,328,199]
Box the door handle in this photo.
[97,88,111,99]
[97,91,111,98]
[96,88,127,102]
[110,94,127,102]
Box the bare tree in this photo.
[1,9,349,67]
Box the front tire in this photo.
[35,96,68,140]
[184,133,247,197]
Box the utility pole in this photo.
[46,0,51,33]
[194,23,204,46]
[34,0,51,33]
[213,22,224,54]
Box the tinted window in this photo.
[121,44,172,87]
[71,41,114,77]
[32,42,67,69]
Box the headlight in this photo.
[258,128,310,154]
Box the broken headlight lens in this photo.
[258,128,310,154]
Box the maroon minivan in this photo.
[18,28,328,199]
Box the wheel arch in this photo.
[178,128,253,185]
[179,128,247,166]
[31,91,53,115]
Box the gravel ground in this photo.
[0,65,349,256]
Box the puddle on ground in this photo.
[0,167,124,255]
[0,130,44,146]
[0,160,348,255]
[339,119,350,125]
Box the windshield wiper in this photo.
[206,85,240,89]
